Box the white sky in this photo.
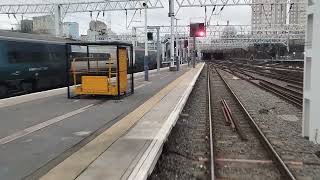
[0,2,252,35]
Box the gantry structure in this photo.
[0,0,307,50]
[131,23,305,50]
[175,0,305,7]
[0,0,164,14]
[0,0,164,36]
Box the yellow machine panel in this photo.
[69,44,132,98]
[73,76,116,95]
[118,47,128,93]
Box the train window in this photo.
[88,45,114,60]
[70,45,112,61]
[8,41,48,63]
[47,44,66,63]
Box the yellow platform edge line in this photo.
[40,65,201,180]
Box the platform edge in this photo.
[127,63,205,180]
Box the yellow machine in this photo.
[67,42,134,98]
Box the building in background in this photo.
[252,0,307,27]
[86,20,116,41]
[87,20,107,41]
[33,15,55,35]
[288,1,307,55]
[20,20,33,33]
[63,22,79,39]
[251,0,287,28]
[89,20,108,33]
[289,0,307,25]
[251,0,306,50]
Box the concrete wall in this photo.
[303,0,320,143]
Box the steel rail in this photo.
[214,66,296,180]
[240,68,303,86]
[258,82,302,102]
[259,81,302,98]
[229,68,303,108]
[207,67,215,180]
[258,83,302,107]
[221,98,248,141]
[234,67,303,98]
[216,65,303,108]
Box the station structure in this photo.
[303,0,320,143]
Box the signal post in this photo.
[189,22,206,68]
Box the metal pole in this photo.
[130,45,134,94]
[156,27,161,71]
[144,1,149,81]
[169,0,175,68]
[175,19,179,71]
[182,45,185,64]
[187,37,190,66]
[132,27,136,65]
[162,43,165,63]
[204,6,207,26]
[54,4,62,37]
[287,32,290,57]
[193,36,196,68]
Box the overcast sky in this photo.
[0,1,252,35]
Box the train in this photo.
[0,31,158,98]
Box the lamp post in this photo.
[169,0,175,69]
[175,18,180,71]
[143,1,149,81]
[156,27,161,71]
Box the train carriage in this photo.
[0,32,67,97]
[0,31,159,98]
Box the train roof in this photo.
[0,30,76,44]
[67,41,132,47]
[0,31,136,47]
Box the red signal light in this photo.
[198,23,206,37]
[190,23,206,37]
[198,31,205,37]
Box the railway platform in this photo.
[0,63,204,180]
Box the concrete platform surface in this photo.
[0,65,191,180]
[40,63,204,180]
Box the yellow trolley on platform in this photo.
[66,42,134,99]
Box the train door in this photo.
[7,40,52,91]
[24,42,65,90]
[23,42,51,90]
[44,43,67,88]
[0,40,10,96]
[6,40,35,92]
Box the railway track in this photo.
[258,81,302,105]
[241,68,303,87]
[217,66,303,108]
[235,69,302,108]
[207,63,296,180]
[216,61,303,87]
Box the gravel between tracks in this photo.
[148,66,209,180]
[217,68,320,180]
